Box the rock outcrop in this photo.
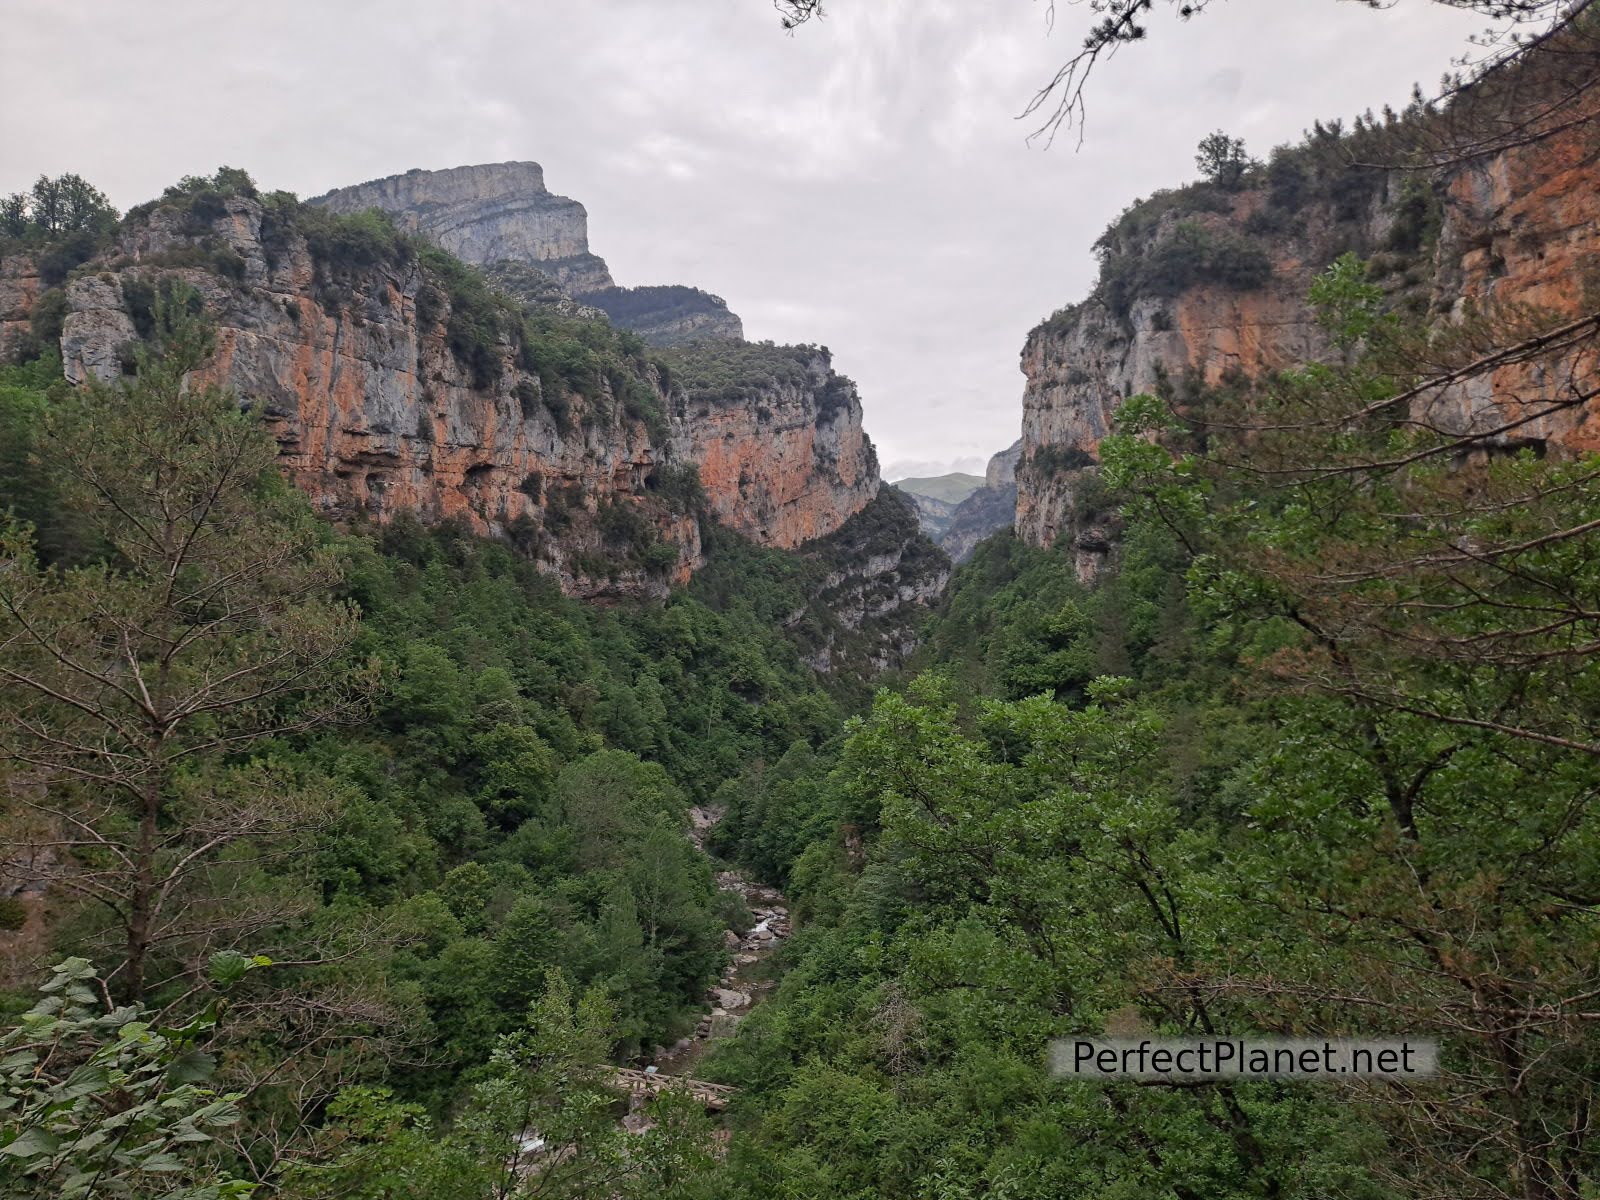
[313,163,614,294]
[1014,39,1600,563]
[985,439,1022,489]
[1014,189,1382,551]
[667,345,878,548]
[791,488,950,673]
[580,285,743,348]
[0,256,42,354]
[896,488,960,541]
[44,189,878,600]
[312,164,743,347]
[57,192,692,599]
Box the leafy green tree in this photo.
[0,289,370,1002]
[1096,257,1600,1198]
[57,174,118,236]
[1194,130,1252,187]
[0,957,256,1199]
[0,192,28,239]
[714,674,1374,1198]
[273,1087,483,1200]
[286,971,719,1200]
[0,174,118,239]
[0,359,98,564]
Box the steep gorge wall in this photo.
[1016,58,1600,564]
[941,439,1022,563]
[668,350,879,547]
[52,194,688,599]
[1015,180,1395,554]
[15,190,882,600]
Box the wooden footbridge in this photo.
[603,1067,739,1111]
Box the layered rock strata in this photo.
[313,164,743,347]
[46,192,877,598]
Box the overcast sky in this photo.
[4,0,1491,477]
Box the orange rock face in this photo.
[50,195,879,597]
[672,360,877,550]
[1427,104,1600,452]
[1016,66,1600,552]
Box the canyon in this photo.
[895,440,1022,563]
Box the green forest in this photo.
[4,4,1600,1199]
[4,217,1597,1200]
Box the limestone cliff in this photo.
[791,488,951,674]
[1015,181,1389,553]
[312,163,614,294]
[33,186,878,601]
[663,342,878,548]
[312,164,743,347]
[54,191,693,599]
[1015,39,1600,565]
[581,285,743,348]
[0,256,41,352]
[897,489,960,540]
[985,440,1022,489]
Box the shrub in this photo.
[302,206,410,272]
[648,463,706,514]
[0,896,25,931]
[36,230,103,287]
[515,378,541,421]
[122,277,158,339]
[641,540,679,574]
[1385,175,1442,255]
[1097,220,1273,317]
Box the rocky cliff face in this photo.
[667,347,878,548]
[985,439,1022,488]
[0,256,41,352]
[1015,185,1391,553]
[313,164,743,347]
[581,285,743,347]
[1015,44,1600,563]
[897,489,960,540]
[39,188,879,601]
[791,488,950,673]
[55,192,692,599]
[313,163,614,294]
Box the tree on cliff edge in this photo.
[1195,130,1252,186]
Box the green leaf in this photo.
[165,1048,216,1085]
[0,1126,62,1158]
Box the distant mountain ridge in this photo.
[895,444,1020,560]
[892,472,985,505]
